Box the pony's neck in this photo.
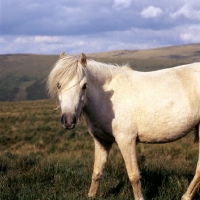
[86,60,119,86]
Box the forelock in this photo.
[47,55,83,99]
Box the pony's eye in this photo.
[82,83,87,90]
[57,82,61,89]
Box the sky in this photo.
[0,0,200,55]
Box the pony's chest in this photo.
[84,116,115,142]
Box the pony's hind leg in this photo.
[88,138,112,198]
[182,123,200,200]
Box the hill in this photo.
[0,44,200,101]
[0,54,58,101]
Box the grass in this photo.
[0,100,200,199]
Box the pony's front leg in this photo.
[88,138,112,198]
[116,136,144,200]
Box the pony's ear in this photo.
[60,51,66,59]
[79,53,87,67]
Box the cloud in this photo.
[113,0,132,10]
[0,26,183,55]
[0,35,90,54]
[34,36,62,43]
[180,26,200,43]
[0,37,5,43]
[171,4,200,20]
[141,6,163,18]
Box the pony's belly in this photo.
[137,133,187,143]
[137,125,193,143]
[135,101,199,143]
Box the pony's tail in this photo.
[194,124,199,143]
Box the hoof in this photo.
[181,194,191,200]
[88,193,96,199]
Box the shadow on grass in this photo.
[140,159,200,199]
[102,155,200,199]
[103,181,126,198]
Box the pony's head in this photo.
[47,52,88,129]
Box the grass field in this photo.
[1,100,200,199]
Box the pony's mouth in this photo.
[62,123,76,129]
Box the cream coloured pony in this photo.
[47,52,200,200]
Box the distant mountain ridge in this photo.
[0,44,200,101]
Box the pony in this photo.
[47,52,200,200]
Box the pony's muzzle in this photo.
[60,113,77,129]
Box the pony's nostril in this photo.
[60,114,66,125]
[72,116,77,124]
